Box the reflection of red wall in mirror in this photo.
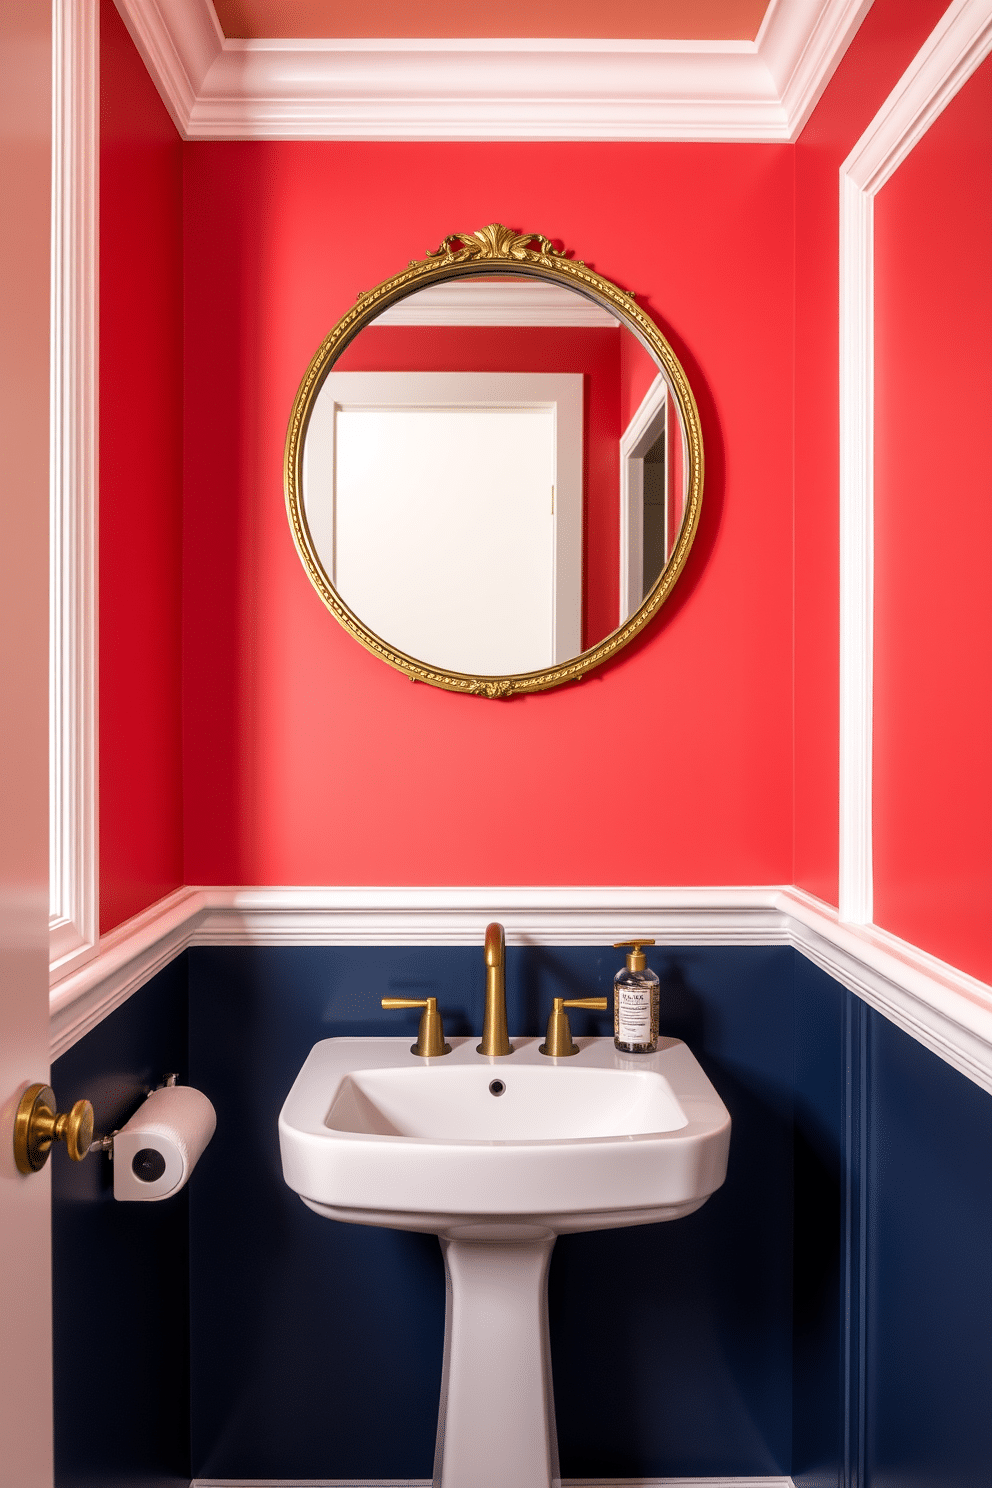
[619,332,658,434]
[333,324,620,650]
[99,0,184,933]
[871,52,992,984]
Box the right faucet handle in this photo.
[538,997,608,1058]
[381,997,452,1058]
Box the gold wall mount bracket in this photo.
[539,998,609,1058]
[381,997,452,1057]
[13,1083,95,1174]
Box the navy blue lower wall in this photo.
[187,944,795,1481]
[864,1008,992,1488]
[51,952,190,1488]
[51,941,992,1486]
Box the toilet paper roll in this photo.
[113,1084,217,1202]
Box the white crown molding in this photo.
[49,0,99,983]
[759,0,872,137]
[49,886,992,1103]
[111,0,223,135]
[372,281,619,327]
[837,0,992,924]
[113,0,865,141]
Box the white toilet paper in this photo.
[113,1084,217,1202]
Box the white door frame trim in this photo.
[619,374,668,625]
[837,0,992,924]
[49,0,98,982]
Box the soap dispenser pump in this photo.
[613,939,659,1053]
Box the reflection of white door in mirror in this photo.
[303,372,583,675]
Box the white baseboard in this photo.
[191,1478,795,1487]
[49,883,992,1103]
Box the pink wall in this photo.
[99,0,184,932]
[182,142,795,888]
[872,54,992,982]
[792,0,954,907]
[333,323,621,648]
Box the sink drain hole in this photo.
[489,1079,506,1097]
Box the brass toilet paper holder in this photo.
[13,1073,181,1173]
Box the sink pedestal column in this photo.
[435,1233,559,1488]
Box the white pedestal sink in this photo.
[279,1035,730,1488]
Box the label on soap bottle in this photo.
[617,986,652,1044]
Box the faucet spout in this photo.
[477,922,512,1057]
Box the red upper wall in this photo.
[100,0,990,943]
[872,53,992,982]
[182,141,795,888]
[99,0,184,932]
[793,0,955,908]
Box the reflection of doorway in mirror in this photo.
[618,373,684,625]
[302,372,583,675]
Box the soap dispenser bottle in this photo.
[613,939,659,1053]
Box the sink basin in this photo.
[280,1034,729,1237]
[279,1034,730,1488]
[328,1061,688,1139]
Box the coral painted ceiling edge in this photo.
[112,0,874,140]
[213,0,775,44]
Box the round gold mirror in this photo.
[285,224,703,698]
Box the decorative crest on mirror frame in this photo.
[284,226,704,698]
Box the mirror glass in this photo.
[299,274,690,679]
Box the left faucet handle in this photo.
[381,997,452,1058]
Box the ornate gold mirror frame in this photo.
[284,224,704,698]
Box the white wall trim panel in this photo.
[837,0,992,924]
[50,886,992,1102]
[837,165,873,925]
[112,0,864,141]
[49,0,98,983]
[50,886,202,1057]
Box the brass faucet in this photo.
[477,922,512,1057]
